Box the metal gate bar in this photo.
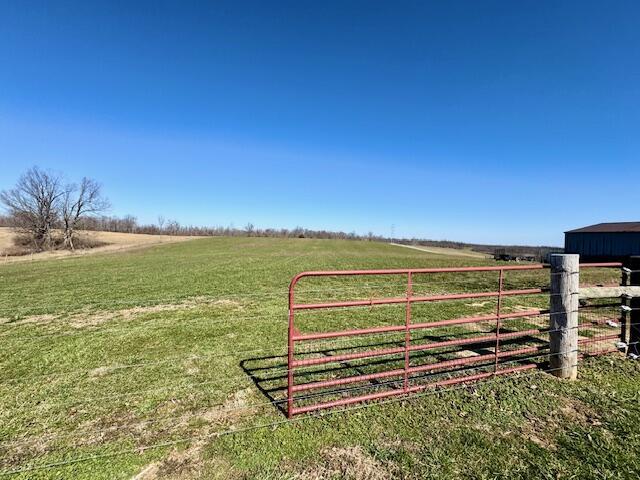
[287,264,548,417]
[291,364,538,416]
[293,309,546,342]
[293,328,542,367]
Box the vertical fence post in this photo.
[549,254,579,379]
[287,282,295,418]
[626,256,640,357]
[494,269,504,372]
[404,272,412,392]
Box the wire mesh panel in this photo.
[578,263,625,357]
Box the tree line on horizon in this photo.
[0,167,560,257]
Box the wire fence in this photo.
[1,263,634,476]
[0,357,587,477]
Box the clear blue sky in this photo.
[1,1,638,246]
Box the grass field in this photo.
[0,237,638,479]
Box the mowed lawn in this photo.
[0,237,638,479]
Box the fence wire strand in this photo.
[0,357,599,477]
[0,264,629,476]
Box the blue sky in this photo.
[1,1,638,246]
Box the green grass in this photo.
[0,237,637,479]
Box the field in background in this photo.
[1,238,638,479]
[390,242,490,258]
[0,227,15,253]
[0,227,193,263]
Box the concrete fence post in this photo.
[549,254,579,379]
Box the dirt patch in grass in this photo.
[293,446,394,480]
[69,298,243,328]
[1,386,254,473]
[132,445,205,480]
[454,349,482,358]
[466,301,491,308]
[1,383,256,473]
[88,366,115,378]
[0,297,243,327]
[0,438,52,472]
[133,446,234,480]
[130,389,253,480]
[1,409,145,470]
[195,387,255,429]
[183,356,201,376]
[133,463,161,479]
[509,304,537,312]
[0,314,58,325]
[518,396,602,450]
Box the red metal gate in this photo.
[287,265,552,418]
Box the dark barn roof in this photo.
[566,222,640,234]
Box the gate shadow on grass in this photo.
[240,328,548,417]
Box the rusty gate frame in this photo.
[286,262,624,417]
[286,264,556,418]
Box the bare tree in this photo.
[0,167,63,250]
[157,215,166,232]
[165,219,181,235]
[61,178,110,250]
[122,215,137,233]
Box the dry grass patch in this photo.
[69,298,243,328]
[293,446,394,480]
[0,297,243,328]
[130,389,254,480]
[0,313,58,325]
[131,447,203,480]
[518,396,602,450]
[198,387,254,427]
[0,227,194,264]
[1,386,256,475]
[132,447,234,480]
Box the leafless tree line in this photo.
[0,167,109,251]
[75,216,560,259]
[79,215,381,241]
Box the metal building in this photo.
[564,222,640,262]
